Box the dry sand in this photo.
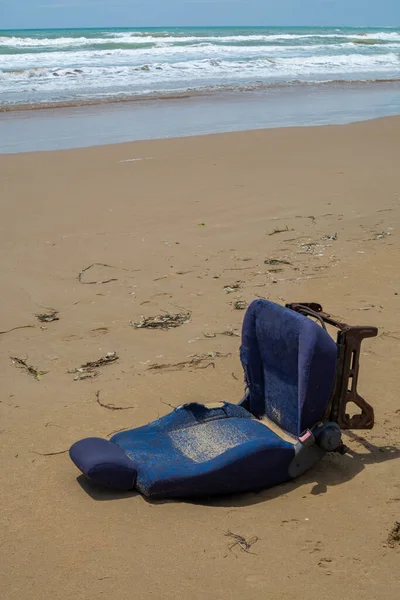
[1,117,399,599]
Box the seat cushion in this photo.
[111,402,295,499]
[69,437,137,490]
[240,299,338,436]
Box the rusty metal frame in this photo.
[286,302,378,430]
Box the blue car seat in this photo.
[70,299,376,499]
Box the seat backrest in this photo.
[240,300,338,437]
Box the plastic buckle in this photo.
[298,429,316,447]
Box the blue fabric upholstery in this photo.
[240,299,338,436]
[111,403,294,498]
[69,437,137,490]
[69,300,339,498]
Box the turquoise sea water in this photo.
[1,26,400,108]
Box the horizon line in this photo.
[1,24,398,31]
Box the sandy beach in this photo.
[1,117,399,599]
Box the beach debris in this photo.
[95,390,134,411]
[73,372,98,381]
[147,351,231,373]
[10,356,48,381]
[69,351,119,380]
[268,226,294,236]
[35,308,59,323]
[223,281,242,294]
[387,522,400,548]
[78,262,118,284]
[321,233,338,241]
[0,325,34,336]
[373,231,392,240]
[203,328,240,339]
[198,222,206,227]
[119,157,153,163]
[354,304,382,312]
[299,242,321,254]
[221,328,240,337]
[225,530,259,554]
[233,300,248,310]
[264,259,292,266]
[131,312,191,330]
[78,262,138,284]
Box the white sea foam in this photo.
[1,31,400,49]
[1,54,399,98]
[1,28,400,107]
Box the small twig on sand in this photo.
[268,226,294,236]
[147,352,230,373]
[78,263,139,284]
[95,390,135,411]
[31,449,69,456]
[10,356,48,381]
[225,530,259,554]
[275,275,324,283]
[160,399,178,409]
[107,426,135,437]
[204,329,239,338]
[0,325,34,336]
[148,360,216,373]
[264,259,292,266]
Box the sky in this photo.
[1,0,399,30]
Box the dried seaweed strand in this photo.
[0,325,34,336]
[78,262,139,284]
[69,352,119,374]
[31,450,68,456]
[95,390,134,411]
[225,530,259,554]
[132,312,191,330]
[387,522,400,548]
[35,308,59,323]
[268,226,294,236]
[147,352,230,373]
[10,356,48,381]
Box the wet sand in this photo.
[1,82,400,153]
[1,117,399,599]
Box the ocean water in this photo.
[1,26,400,108]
